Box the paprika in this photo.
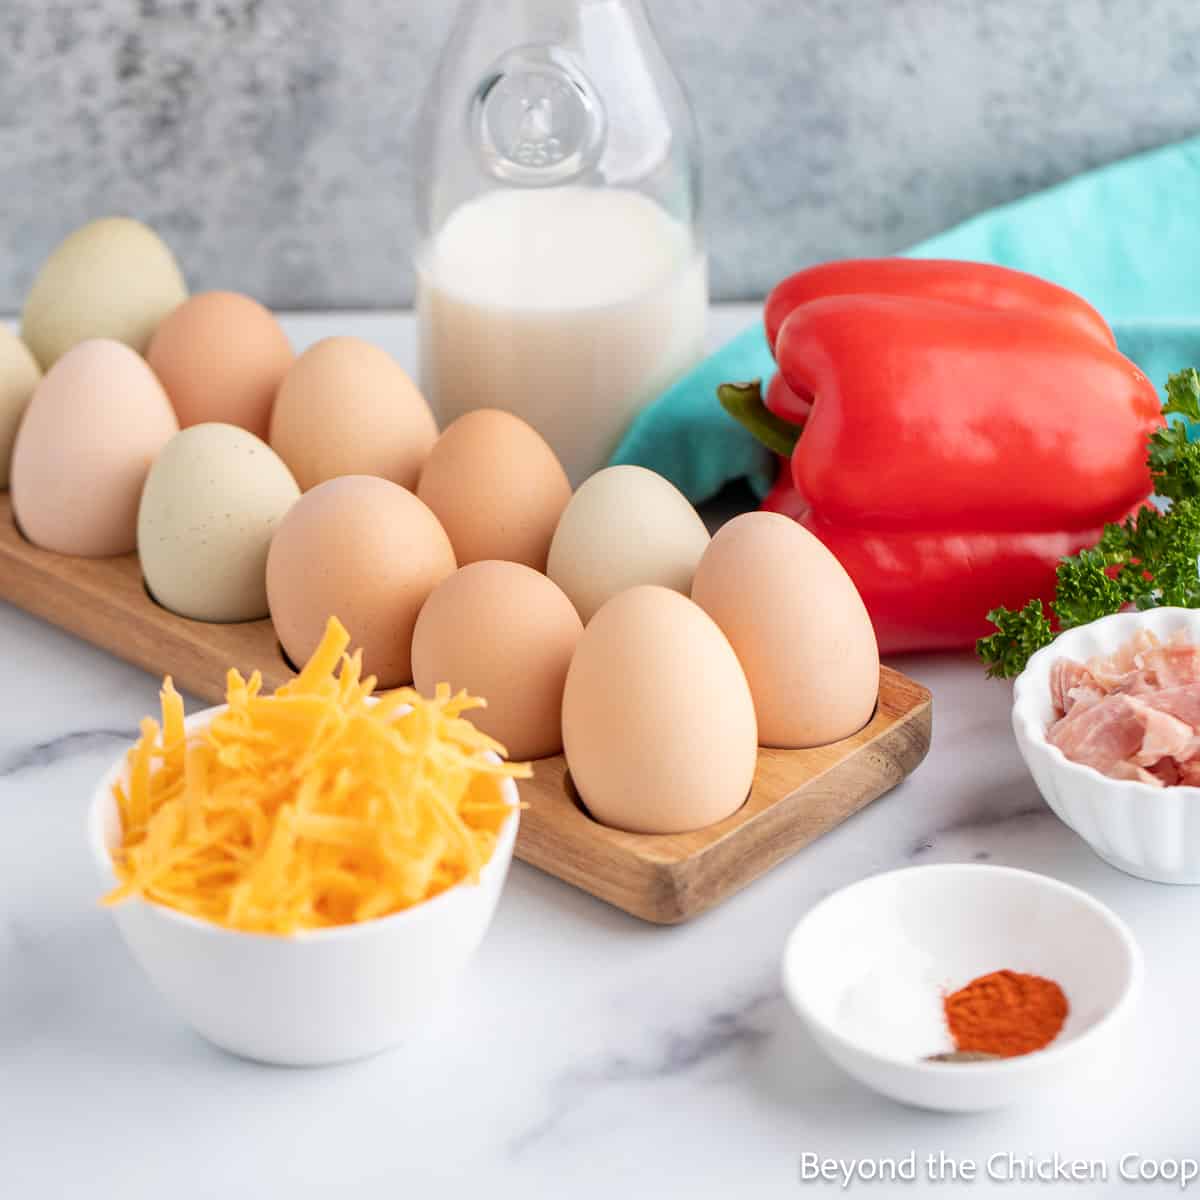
[943,969,1068,1058]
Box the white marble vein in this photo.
[2,309,1199,1199]
[0,729,134,777]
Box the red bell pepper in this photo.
[763,258,1116,352]
[761,258,1120,466]
[723,260,1163,654]
[759,469,1144,653]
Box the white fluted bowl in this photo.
[88,703,519,1066]
[1013,607,1200,884]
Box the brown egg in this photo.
[691,511,879,747]
[11,339,178,556]
[266,475,455,687]
[146,291,293,439]
[562,585,757,834]
[269,337,437,491]
[416,410,571,571]
[412,560,583,760]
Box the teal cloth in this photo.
[611,135,1200,502]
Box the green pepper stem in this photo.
[717,380,802,457]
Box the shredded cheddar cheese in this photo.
[104,617,531,933]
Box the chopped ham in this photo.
[1130,701,1194,765]
[1139,686,1200,728]
[1087,629,1162,690]
[1050,658,1101,716]
[1108,760,1167,787]
[1047,694,1187,773]
[1068,681,1106,711]
[1056,662,1094,715]
[1147,758,1181,786]
[1137,642,1200,689]
[1110,668,1158,696]
[1046,630,1200,787]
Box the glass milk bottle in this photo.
[414,0,707,486]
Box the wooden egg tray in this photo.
[0,493,932,923]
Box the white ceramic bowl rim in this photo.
[1012,607,1200,800]
[782,863,1144,1075]
[87,702,521,944]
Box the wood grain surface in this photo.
[0,493,933,923]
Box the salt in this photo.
[834,942,954,1060]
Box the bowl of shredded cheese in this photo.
[87,617,529,1066]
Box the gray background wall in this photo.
[1,0,1198,311]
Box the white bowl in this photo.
[1013,607,1200,884]
[87,704,519,1067]
[782,864,1141,1111]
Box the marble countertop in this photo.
[3,307,1196,1199]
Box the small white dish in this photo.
[1013,607,1200,883]
[782,864,1141,1111]
[88,703,519,1067]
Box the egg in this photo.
[269,337,437,491]
[146,292,293,439]
[21,217,188,369]
[266,475,455,687]
[562,585,757,834]
[138,424,300,622]
[547,465,711,623]
[0,327,42,489]
[416,409,571,571]
[691,511,879,747]
[11,340,178,556]
[412,560,582,760]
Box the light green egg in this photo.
[138,423,301,623]
[21,216,188,370]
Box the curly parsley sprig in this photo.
[977,368,1200,678]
